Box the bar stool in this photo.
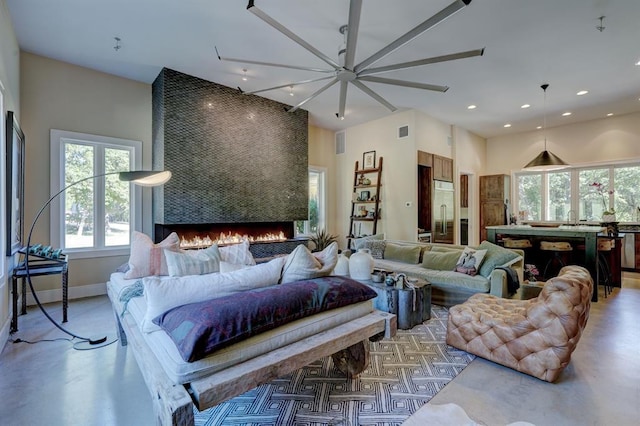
[597,238,614,298]
[540,241,573,280]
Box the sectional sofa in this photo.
[346,237,524,307]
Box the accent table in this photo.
[11,249,68,333]
[356,278,431,330]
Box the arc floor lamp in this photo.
[24,170,171,348]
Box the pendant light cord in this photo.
[541,83,549,151]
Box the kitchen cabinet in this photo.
[460,174,469,208]
[432,154,453,182]
[479,174,510,241]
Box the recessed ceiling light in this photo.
[576,90,589,96]
[467,105,477,109]
[536,126,542,129]
[635,59,640,66]
[562,112,572,116]
[607,113,614,116]
[242,68,248,81]
[504,123,512,128]
[521,104,530,109]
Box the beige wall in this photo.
[452,126,487,246]
[334,108,488,248]
[308,125,338,238]
[20,53,153,295]
[485,112,640,176]
[1,0,21,343]
[336,110,418,246]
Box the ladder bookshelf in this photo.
[347,156,383,249]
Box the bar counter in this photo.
[486,225,605,302]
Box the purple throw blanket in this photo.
[153,276,377,362]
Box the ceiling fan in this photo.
[216,0,483,120]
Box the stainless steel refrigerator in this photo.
[433,180,454,244]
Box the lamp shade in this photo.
[118,170,172,186]
[524,150,568,170]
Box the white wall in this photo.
[0,0,21,348]
[20,53,153,294]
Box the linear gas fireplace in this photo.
[154,222,306,259]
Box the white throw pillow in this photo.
[219,239,256,265]
[163,245,221,277]
[141,256,285,333]
[219,261,250,273]
[280,242,339,284]
[124,231,180,279]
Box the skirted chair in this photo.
[446,265,593,382]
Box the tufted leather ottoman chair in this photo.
[446,265,593,382]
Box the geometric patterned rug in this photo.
[194,305,475,426]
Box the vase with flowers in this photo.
[525,264,539,282]
[590,182,616,222]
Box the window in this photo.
[516,174,542,221]
[547,171,571,221]
[515,162,640,223]
[295,167,326,236]
[0,79,5,278]
[50,130,142,257]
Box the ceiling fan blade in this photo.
[359,76,449,92]
[215,47,334,73]
[344,0,363,70]
[288,78,339,112]
[338,81,348,119]
[358,48,484,77]
[242,76,334,95]
[355,0,472,73]
[247,0,340,70]
[351,80,397,112]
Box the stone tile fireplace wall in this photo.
[152,68,309,241]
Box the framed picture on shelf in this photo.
[360,190,370,201]
[6,111,25,255]
[363,150,376,169]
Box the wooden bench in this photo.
[107,283,396,425]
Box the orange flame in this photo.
[180,231,286,248]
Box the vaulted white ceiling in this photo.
[7,0,640,138]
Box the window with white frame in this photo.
[515,162,640,223]
[50,130,142,256]
[295,167,326,235]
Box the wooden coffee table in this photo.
[357,277,431,329]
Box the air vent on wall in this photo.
[398,125,409,139]
[335,131,346,154]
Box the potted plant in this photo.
[590,182,616,222]
[309,229,338,252]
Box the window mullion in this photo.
[95,147,106,249]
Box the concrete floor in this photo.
[1,274,639,426]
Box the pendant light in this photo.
[524,84,568,170]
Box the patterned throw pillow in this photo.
[219,239,256,265]
[124,231,180,279]
[352,233,385,251]
[364,240,386,259]
[454,247,487,276]
[163,245,221,277]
